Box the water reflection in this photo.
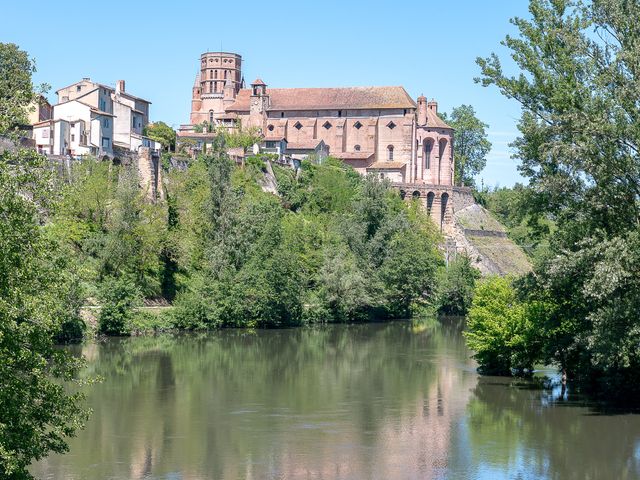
[456,376,640,479]
[32,320,640,479]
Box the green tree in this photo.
[0,148,88,478]
[465,276,543,375]
[143,121,176,151]
[437,254,481,316]
[220,122,262,155]
[439,105,491,186]
[476,0,640,393]
[98,276,141,335]
[380,229,442,318]
[99,165,166,297]
[0,43,36,135]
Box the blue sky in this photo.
[4,0,531,187]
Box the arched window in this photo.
[424,140,433,170]
[209,70,213,79]
[224,70,228,79]
[354,144,361,151]
[387,145,394,161]
[209,110,214,123]
[214,70,218,79]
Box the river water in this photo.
[32,320,640,479]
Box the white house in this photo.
[50,98,115,156]
[32,119,54,154]
[54,78,160,154]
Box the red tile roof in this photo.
[334,151,375,160]
[368,161,406,169]
[427,109,451,129]
[227,86,416,112]
[287,140,324,150]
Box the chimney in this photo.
[427,99,438,115]
[116,80,125,95]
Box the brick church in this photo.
[179,51,462,228]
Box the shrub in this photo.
[465,276,542,375]
[98,276,140,335]
[437,254,481,316]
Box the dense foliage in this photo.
[471,0,640,396]
[436,255,481,316]
[0,43,89,478]
[466,276,547,375]
[0,43,37,134]
[168,143,446,328]
[143,121,176,151]
[46,135,477,333]
[0,148,89,478]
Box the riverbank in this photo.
[79,303,447,338]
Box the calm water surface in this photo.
[32,320,640,479]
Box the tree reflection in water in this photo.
[32,320,640,480]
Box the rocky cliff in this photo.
[446,203,531,276]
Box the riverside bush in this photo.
[97,276,141,335]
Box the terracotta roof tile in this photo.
[334,151,375,160]
[368,161,406,169]
[287,140,324,150]
[427,109,451,129]
[227,86,416,112]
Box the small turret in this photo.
[417,94,427,126]
[191,73,202,113]
[223,79,235,108]
[251,78,267,96]
[249,78,269,129]
[427,99,438,115]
